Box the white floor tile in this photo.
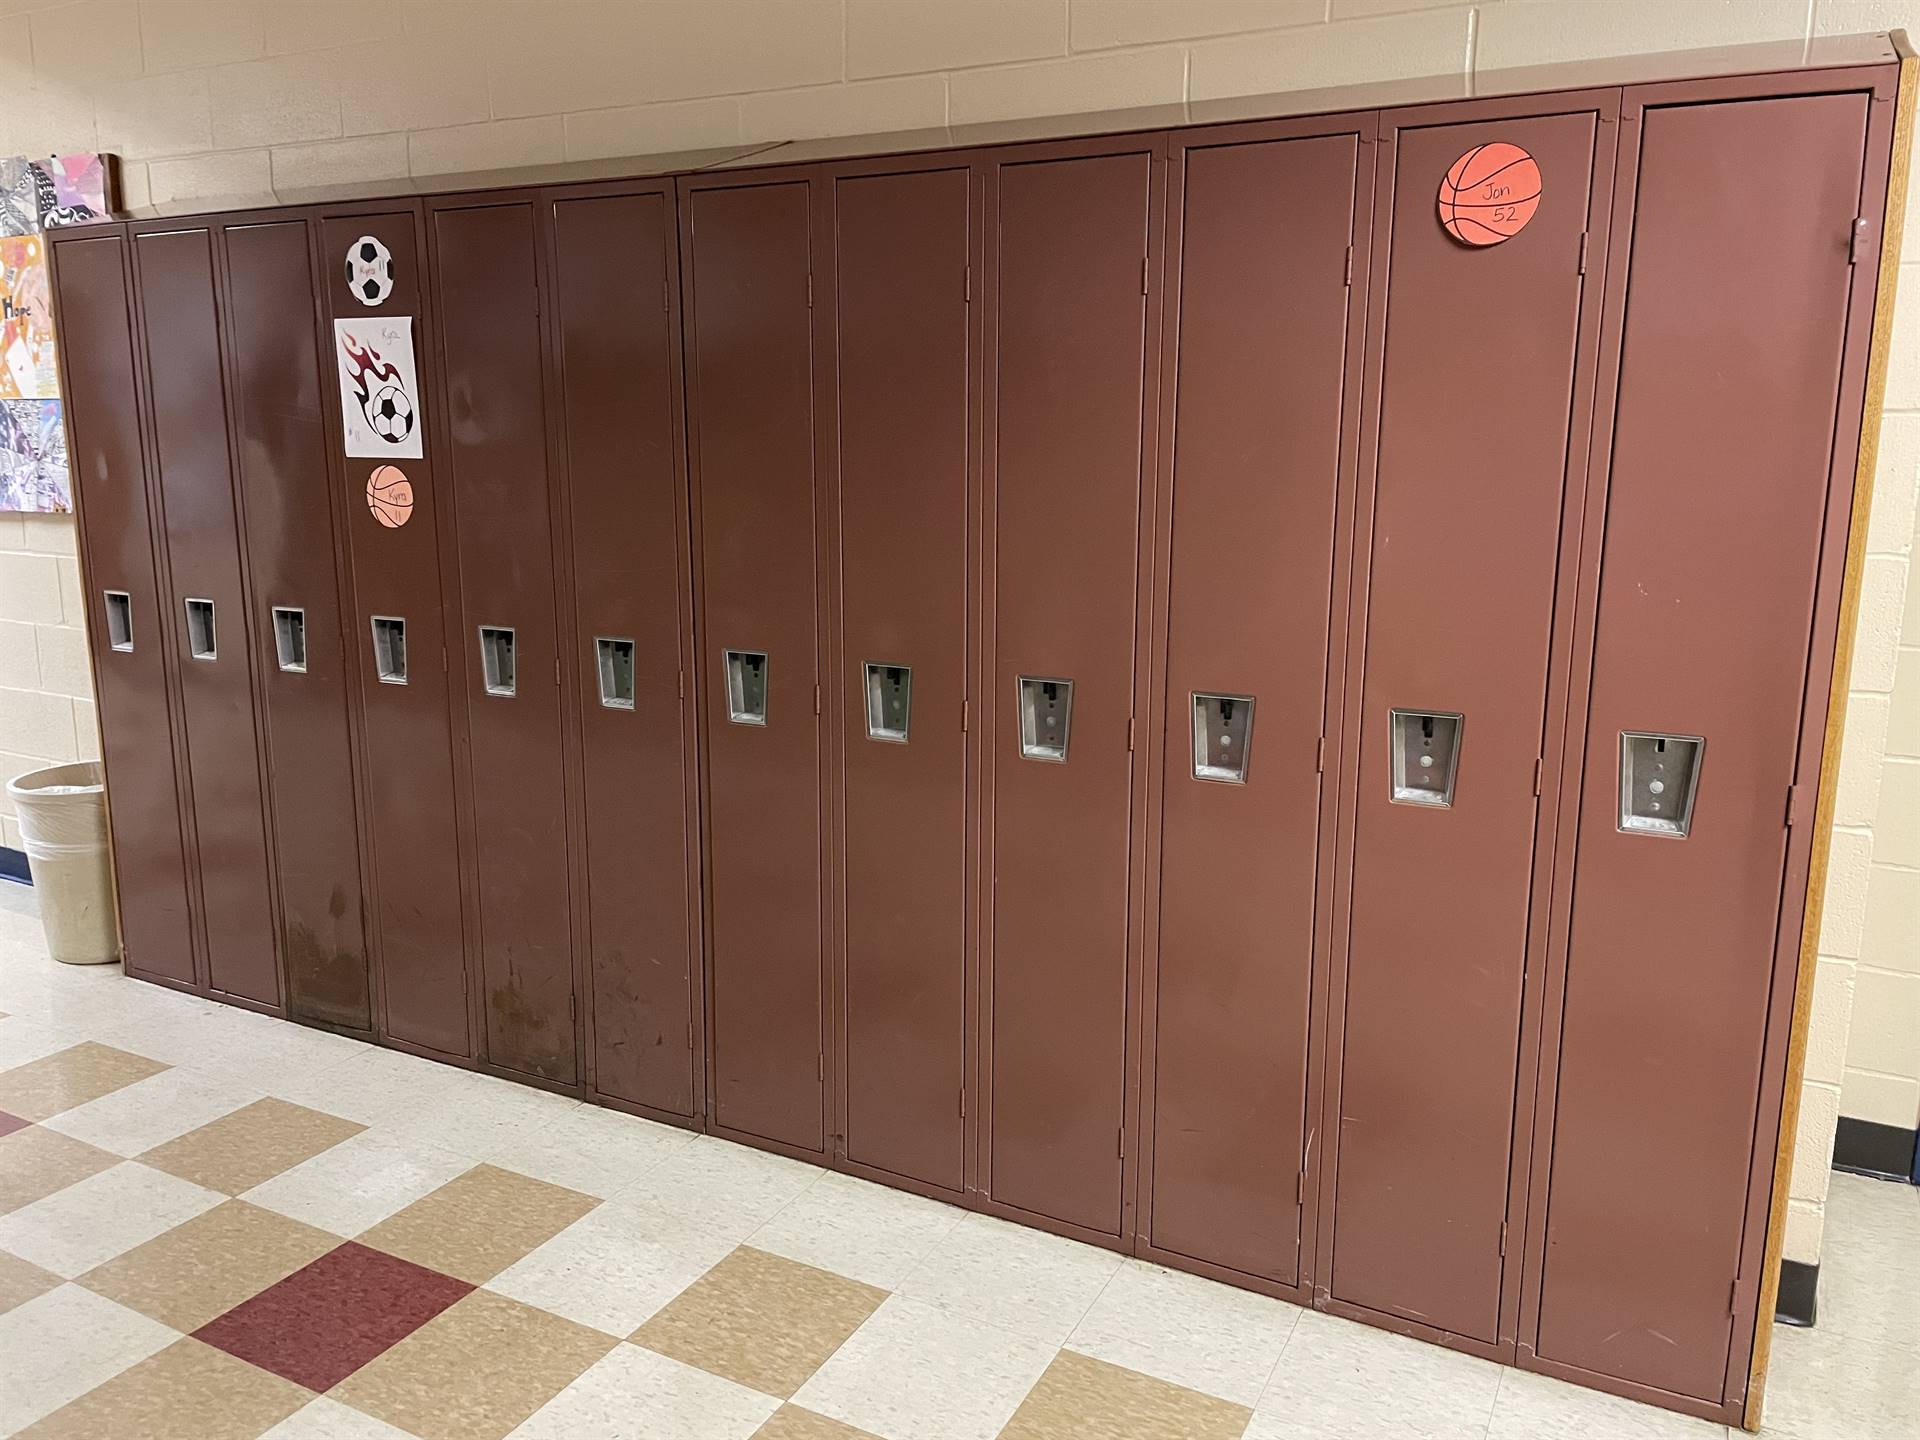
[242,1128,473,1237]
[749,1169,964,1289]
[0,1161,222,1277]
[0,1284,177,1432]
[1760,1311,1920,1439]
[259,1395,421,1439]
[1251,1309,1503,1440]
[257,1043,461,1127]
[1487,1367,1729,1439]
[486,1101,697,1199]
[488,1197,738,1336]
[508,1341,779,1439]
[614,1135,823,1242]
[377,1068,582,1159]
[794,1293,1057,1440]
[897,1210,1124,1343]
[1067,1257,1299,1405]
[41,1067,264,1156]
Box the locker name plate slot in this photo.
[596,637,635,710]
[864,662,912,743]
[104,591,133,652]
[273,607,307,673]
[725,649,769,726]
[1192,692,1255,783]
[1018,676,1073,762]
[1618,731,1703,838]
[1390,709,1462,807]
[371,616,407,685]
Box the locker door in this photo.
[1534,92,1872,1402]
[684,178,825,1152]
[432,201,576,1084]
[1148,129,1362,1283]
[222,218,370,1031]
[132,226,280,1007]
[833,165,971,1193]
[549,189,698,1117]
[321,211,471,1058]
[1331,108,1602,1341]
[986,147,1156,1236]
[47,232,195,987]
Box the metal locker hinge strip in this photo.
[1343,245,1353,287]
[1316,736,1327,773]
[1140,256,1149,294]
[1578,231,1589,275]
[1499,1222,1507,1257]
[814,684,822,715]
[1533,758,1543,796]
[964,265,972,302]
[1850,217,1869,265]
[1117,1126,1126,1158]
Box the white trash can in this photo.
[6,762,121,965]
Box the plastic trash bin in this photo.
[6,762,121,965]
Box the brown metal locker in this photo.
[1143,123,1367,1285]
[830,163,972,1194]
[220,218,371,1031]
[131,225,280,1008]
[683,176,826,1153]
[1528,87,1879,1406]
[46,231,196,988]
[430,200,577,1084]
[983,143,1159,1237]
[547,186,700,1118]
[320,210,471,1058]
[1327,101,1611,1343]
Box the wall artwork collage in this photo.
[0,154,112,514]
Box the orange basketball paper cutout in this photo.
[366,465,414,528]
[1439,142,1540,246]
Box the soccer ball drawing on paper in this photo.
[335,319,425,461]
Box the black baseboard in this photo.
[1833,1116,1919,1183]
[1775,1258,1819,1327]
[0,846,29,885]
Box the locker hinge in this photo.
[959,1088,965,1118]
[1118,1125,1126,1158]
[441,647,448,673]
[1141,256,1150,294]
[1578,230,1589,275]
[962,699,970,732]
[554,658,561,687]
[1296,1170,1305,1205]
[814,684,822,715]
[807,272,814,308]
[1729,1276,1740,1315]
[964,264,973,303]
[1499,1222,1508,1257]
[662,273,671,312]
[1787,783,1809,827]
[678,668,685,699]
[1128,717,1136,752]
[1533,758,1544,796]
[1850,217,1869,265]
[1316,736,1327,773]
[687,1018,694,1050]
[817,1054,824,1082]
[1343,244,1354,287]
[568,994,576,1023]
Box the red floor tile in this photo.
[0,1111,29,1138]
[194,1240,473,1392]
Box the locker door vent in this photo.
[724,649,769,725]
[596,637,636,710]
[864,662,912,743]
[103,591,133,652]
[1618,731,1703,838]
[184,598,217,661]
[371,615,408,684]
[478,626,517,697]
[272,607,307,673]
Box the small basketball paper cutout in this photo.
[1439,142,1540,246]
[366,465,414,528]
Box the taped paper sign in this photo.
[335,317,423,460]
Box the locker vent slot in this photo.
[864,662,912,743]
[272,607,307,673]
[596,637,636,710]
[724,649,769,725]
[103,591,133,652]
[184,598,217,661]
[371,615,408,684]
[1192,692,1254,783]
[478,626,517,697]
[1389,709,1462,807]
[1618,731,1703,838]
[1017,676,1073,762]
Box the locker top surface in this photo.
[76,30,1904,225]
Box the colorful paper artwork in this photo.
[0,399,69,513]
[0,235,57,400]
[335,318,424,460]
[0,155,110,237]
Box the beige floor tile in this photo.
[0,1124,119,1214]
[0,1283,181,1433]
[79,1198,342,1331]
[754,1405,886,1438]
[1000,1349,1252,1440]
[0,1161,224,1278]
[0,1247,62,1313]
[332,1289,616,1440]
[0,1042,169,1122]
[139,1097,365,1195]
[360,1163,599,1285]
[15,1335,312,1439]
[633,1245,887,1400]
[510,1343,779,1439]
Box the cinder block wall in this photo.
[0,0,1914,1265]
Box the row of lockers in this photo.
[46,63,1894,1424]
